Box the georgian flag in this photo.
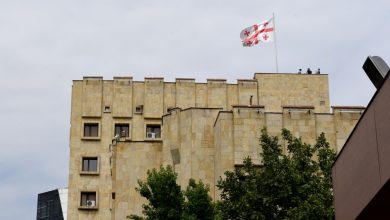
[240,18,274,47]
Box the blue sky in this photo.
[0,0,389,219]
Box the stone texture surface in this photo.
[68,73,362,219]
[255,73,330,113]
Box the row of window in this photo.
[104,105,175,114]
[83,123,161,139]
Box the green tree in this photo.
[216,157,265,220]
[183,179,215,220]
[128,166,184,220]
[217,128,336,220]
[128,166,215,220]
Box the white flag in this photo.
[240,18,274,47]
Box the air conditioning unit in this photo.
[86,200,96,207]
[147,132,156,139]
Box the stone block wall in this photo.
[213,111,234,199]
[68,73,359,219]
[232,106,265,165]
[112,142,162,219]
[332,106,364,151]
[255,73,330,113]
[162,108,221,196]
[112,77,133,117]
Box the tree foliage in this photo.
[217,128,336,220]
[128,165,215,220]
[130,128,336,220]
[184,179,215,220]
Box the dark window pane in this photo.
[155,127,161,135]
[82,159,89,171]
[146,125,161,138]
[89,159,97,172]
[84,123,99,137]
[81,192,96,206]
[115,126,120,136]
[84,125,89,137]
[122,126,129,137]
[115,124,129,138]
[90,125,98,136]
[82,157,98,172]
[89,193,96,201]
[81,193,87,206]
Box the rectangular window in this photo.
[80,192,97,208]
[82,157,98,172]
[146,125,161,139]
[135,105,143,114]
[84,123,99,137]
[115,124,130,138]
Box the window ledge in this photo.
[81,137,101,141]
[80,171,99,176]
[78,206,98,210]
[117,137,132,142]
[144,138,162,142]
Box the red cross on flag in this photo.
[240,17,274,47]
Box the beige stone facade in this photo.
[67,73,363,219]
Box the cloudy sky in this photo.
[0,0,389,219]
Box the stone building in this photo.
[67,73,363,219]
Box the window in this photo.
[135,105,143,114]
[82,157,98,172]
[84,123,99,137]
[80,192,97,208]
[146,125,161,139]
[115,124,129,138]
[104,106,111,113]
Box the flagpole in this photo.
[273,13,279,73]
